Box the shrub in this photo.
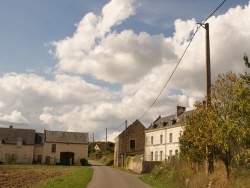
[80,158,89,166]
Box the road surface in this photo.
[87,160,151,188]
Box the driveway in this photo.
[87,160,151,188]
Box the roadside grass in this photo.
[140,160,250,188]
[0,165,93,188]
[33,166,93,188]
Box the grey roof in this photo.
[147,109,197,131]
[45,130,88,144]
[0,127,35,145]
[147,114,176,130]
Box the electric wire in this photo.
[138,0,228,120]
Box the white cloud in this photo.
[0,111,30,125]
[0,1,250,141]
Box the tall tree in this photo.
[180,70,250,178]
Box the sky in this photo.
[0,0,250,142]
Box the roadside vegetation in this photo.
[141,55,250,187]
[140,159,250,188]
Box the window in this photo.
[155,151,158,161]
[169,133,172,143]
[17,137,23,148]
[130,140,135,150]
[160,135,163,144]
[151,136,154,145]
[51,144,56,152]
[23,153,28,159]
[151,152,153,161]
[175,149,179,156]
[160,151,163,161]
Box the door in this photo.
[45,156,50,165]
[60,152,75,165]
[37,155,42,164]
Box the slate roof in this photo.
[147,109,197,131]
[44,130,88,144]
[0,126,35,145]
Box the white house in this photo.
[144,106,195,161]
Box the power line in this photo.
[138,0,228,120]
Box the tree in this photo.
[180,69,250,178]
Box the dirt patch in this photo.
[0,166,68,188]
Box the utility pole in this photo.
[203,23,214,175]
[123,120,127,167]
[198,22,213,175]
[93,133,94,143]
[205,23,211,107]
[105,128,107,155]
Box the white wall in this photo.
[145,125,183,161]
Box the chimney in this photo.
[177,106,186,117]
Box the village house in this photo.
[0,126,88,165]
[114,119,145,167]
[144,106,195,162]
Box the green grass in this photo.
[33,166,93,188]
[140,174,171,188]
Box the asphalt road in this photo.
[87,160,152,188]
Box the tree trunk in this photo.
[206,145,214,175]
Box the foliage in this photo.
[80,158,89,166]
[140,160,250,188]
[180,63,250,178]
[5,153,16,164]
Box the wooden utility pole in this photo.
[205,23,214,175]
[123,120,127,167]
[105,128,107,155]
[205,23,211,107]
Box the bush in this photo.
[80,158,89,166]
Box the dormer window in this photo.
[163,122,168,126]
[17,137,23,148]
[172,119,177,125]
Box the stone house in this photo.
[144,106,195,161]
[0,126,35,164]
[114,119,145,167]
[0,126,88,165]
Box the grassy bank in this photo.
[33,166,93,188]
[0,165,93,188]
[140,160,250,188]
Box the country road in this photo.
[87,160,152,188]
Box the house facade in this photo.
[0,126,88,165]
[145,106,195,161]
[114,119,145,167]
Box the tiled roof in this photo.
[0,126,35,145]
[45,130,88,144]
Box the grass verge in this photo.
[33,166,93,188]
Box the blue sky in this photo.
[0,0,249,141]
[0,0,248,77]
